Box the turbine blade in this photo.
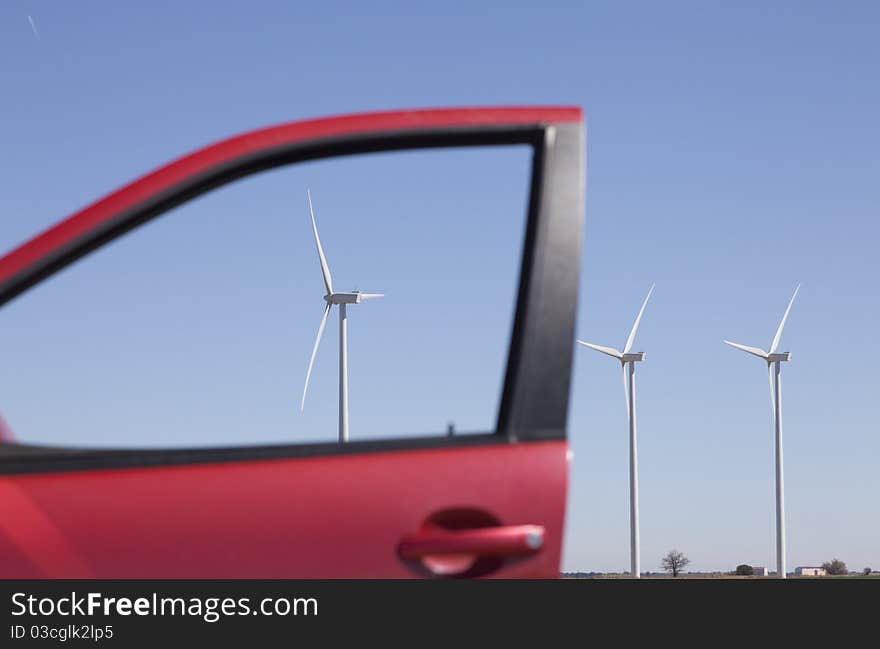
[301,303,332,411]
[622,363,630,419]
[307,190,333,294]
[769,284,800,353]
[577,340,623,359]
[768,363,776,416]
[723,340,768,359]
[358,293,385,301]
[623,283,654,354]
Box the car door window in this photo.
[0,146,531,449]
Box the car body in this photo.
[0,107,585,578]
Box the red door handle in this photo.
[398,524,544,560]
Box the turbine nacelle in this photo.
[723,342,791,363]
[575,342,645,363]
[723,285,800,364]
[324,291,385,305]
[576,283,654,364]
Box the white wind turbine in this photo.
[301,190,384,443]
[577,283,654,579]
[724,284,800,579]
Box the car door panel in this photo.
[0,107,584,578]
[1,441,567,578]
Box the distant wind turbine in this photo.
[577,283,654,579]
[301,190,384,443]
[724,284,800,579]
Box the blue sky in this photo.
[1,1,878,573]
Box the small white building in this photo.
[795,566,826,576]
[752,566,769,576]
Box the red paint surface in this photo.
[1,440,568,578]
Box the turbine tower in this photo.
[577,283,654,579]
[724,284,800,579]
[301,190,384,443]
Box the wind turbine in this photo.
[301,190,384,443]
[577,283,654,579]
[724,284,800,579]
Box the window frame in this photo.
[0,107,584,474]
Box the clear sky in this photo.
[1,1,878,574]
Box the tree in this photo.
[863,567,872,576]
[821,559,847,575]
[735,564,754,576]
[661,550,690,577]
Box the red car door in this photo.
[0,107,584,578]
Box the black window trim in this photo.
[0,120,585,475]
